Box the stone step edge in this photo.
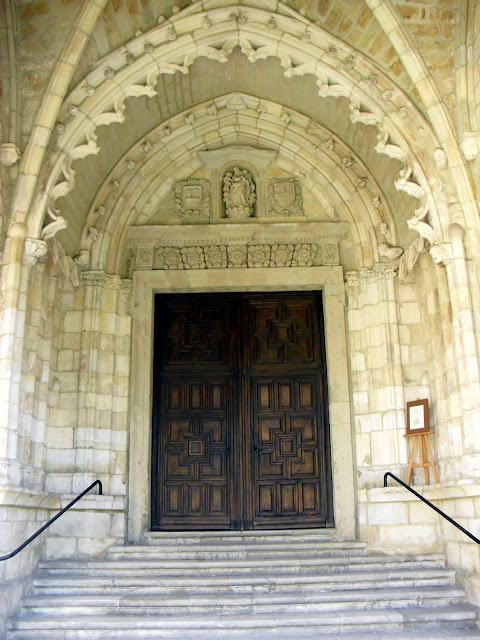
[38,553,447,569]
[144,529,338,539]
[22,585,466,606]
[9,605,478,630]
[7,628,480,640]
[33,568,456,585]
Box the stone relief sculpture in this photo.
[267,178,303,216]
[41,207,68,241]
[223,166,256,218]
[399,202,436,279]
[175,179,210,218]
[377,223,403,261]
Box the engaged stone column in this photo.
[0,226,47,487]
[346,265,406,488]
[443,225,480,477]
[70,271,131,495]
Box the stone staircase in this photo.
[7,529,480,639]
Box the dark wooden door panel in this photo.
[152,292,333,531]
[154,378,232,529]
[251,376,328,528]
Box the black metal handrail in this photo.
[0,480,103,562]
[384,472,480,544]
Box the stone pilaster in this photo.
[346,265,407,488]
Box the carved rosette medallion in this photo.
[175,179,210,218]
[292,244,317,267]
[267,178,303,216]
[181,246,205,269]
[204,245,227,269]
[223,166,256,218]
[156,246,182,269]
[271,244,294,267]
[227,245,248,267]
[248,244,271,267]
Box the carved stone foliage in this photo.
[175,179,210,218]
[223,166,256,218]
[267,178,303,217]
[346,264,397,286]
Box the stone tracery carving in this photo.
[223,166,256,218]
[267,178,303,217]
[175,179,210,218]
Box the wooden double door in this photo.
[151,292,333,530]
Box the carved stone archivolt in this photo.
[223,167,256,218]
[175,179,210,218]
[267,178,303,217]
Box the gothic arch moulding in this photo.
[26,0,460,255]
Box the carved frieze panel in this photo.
[320,243,339,265]
[292,244,317,267]
[267,178,303,217]
[175,179,210,218]
[223,167,256,218]
[129,222,348,271]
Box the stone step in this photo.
[143,528,338,543]
[8,537,479,640]
[107,541,368,558]
[8,606,479,638]
[21,586,467,617]
[33,567,456,595]
[38,553,447,576]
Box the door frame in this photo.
[127,267,355,542]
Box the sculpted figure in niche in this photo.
[223,166,256,218]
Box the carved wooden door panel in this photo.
[151,296,236,530]
[152,292,333,530]
[243,294,332,528]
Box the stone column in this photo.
[443,226,480,477]
[66,271,131,496]
[346,265,407,488]
[0,225,42,487]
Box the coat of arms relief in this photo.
[267,178,303,216]
[223,166,256,218]
[175,179,210,218]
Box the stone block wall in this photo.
[360,482,480,606]
[45,271,131,498]
[347,266,408,489]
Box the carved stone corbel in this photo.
[23,238,48,266]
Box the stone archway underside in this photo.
[27,0,457,265]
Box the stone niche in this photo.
[144,145,330,225]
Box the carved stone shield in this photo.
[175,179,210,218]
[267,178,303,216]
[273,181,296,208]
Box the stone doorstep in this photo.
[8,606,478,629]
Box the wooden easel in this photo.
[405,430,439,485]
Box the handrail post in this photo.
[0,480,103,562]
[384,472,480,545]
